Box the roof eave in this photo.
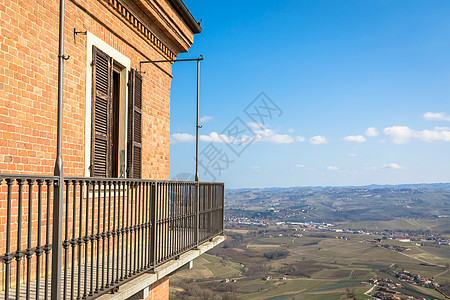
[167,0,202,34]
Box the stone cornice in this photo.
[98,0,176,59]
[133,0,194,52]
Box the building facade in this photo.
[0,1,223,299]
[0,0,200,179]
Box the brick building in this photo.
[0,0,224,299]
[0,0,201,178]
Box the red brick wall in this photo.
[0,0,191,180]
[0,0,195,298]
[144,276,169,300]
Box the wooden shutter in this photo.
[127,69,143,179]
[91,46,113,177]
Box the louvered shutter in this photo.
[127,69,143,179]
[91,46,113,177]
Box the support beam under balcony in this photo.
[96,235,225,300]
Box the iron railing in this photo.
[0,175,224,299]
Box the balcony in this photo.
[0,175,224,299]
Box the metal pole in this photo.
[139,55,203,246]
[195,58,200,246]
[52,0,66,298]
[195,58,200,182]
[139,56,203,179]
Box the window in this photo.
[90,46,142,178]
[127,69,143,179]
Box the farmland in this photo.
[170,224,450,299]
[170,185,450,299]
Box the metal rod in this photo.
[106,181,112,288]
[139,55,203,182]
[195,58,201,247]
[101,181,106,290]
[125,182,129,278]
[84,182,90,299]
[130,182,135,275]
[118,182,122,283]
[52,0,66,298]
[139,56,204,73]
[77,180,84,300]
[195,58,200,182]
[96,182,101,292]
[151,182,157,268]
[152,182,158,267]
[137,182,142,271]
[141,57,202,64]
[71,181,77,299]
[112,182,117,284]
[89,183,95,296]
[16,179,24,300]
[5,179,12,300]
[134,182,138,273]
[45,180,52,300]
[63,181,69,299]
[26,179,33,300]
[121,182,126,281]
[36,180,43,300]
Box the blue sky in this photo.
[169,0,450,188]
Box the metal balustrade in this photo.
[0,175,224,299]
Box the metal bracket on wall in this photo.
[139,55,204,74]
[139,55,204,183]
[73,28,87,44]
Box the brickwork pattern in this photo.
[144,276,169,300]
[0,0,197,298]
[0,0,193,180]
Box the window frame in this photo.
[84,32,131,178]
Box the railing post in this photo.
[221,183,225,234]
[51,178,63,300]
[151,182,158,268]
[195,182,199,247]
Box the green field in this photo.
[170,225,450,299]
[340,217,450,232]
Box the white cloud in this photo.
[253,128,294,144]
[246,123,307,144]
[347,153,358,157]
[416,129,450,142]
[326,166,339,171]
[172,132,253,144]
[171,133,195,144]
[383,163,404,169]
[199,115,213,123]
[309,135,328,145]
[383,126,415,144]
[199,132,253,144]
[247,122,264,129]
[295,136,306,142]
[296,164,305,168]
[384,125,450,143]
[423,112,450,121]
[199,132,229,143]
[343,135,367,143]
[365,127,379,137]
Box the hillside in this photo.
[226,186,450,223]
